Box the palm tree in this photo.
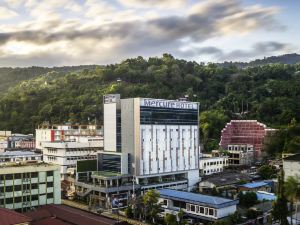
[285,176,300,225]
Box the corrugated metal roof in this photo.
[239,181,269,189]
[158,189,238,209]
[256,191,276,201]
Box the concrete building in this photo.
[35,124,103,151]
[0,131,11,153]
[0,161,61,212]
[42,139,103,180]
[199,156,228,176]
[219,120,276,158]
[283,154,300,181]
[102,94,200,190]
[0,151,42,163]
[7,134,35,150]
[158,189,238,222]
[212,144,254,166]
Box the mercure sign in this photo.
[141,99,198,110]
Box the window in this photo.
[47,171,53,177]
[47,182,53,187]
[31,172,38,178]
[47,192,54,198]
[14,173,22,179]
[190,205,195,212]
[209,209,214,216]
[199,207,204,214]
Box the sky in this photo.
[0,0,299,67]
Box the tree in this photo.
[164,213,177,225]
[246,208,262,219]
[238,192,257,207]
[142,190,162,224]
[125,205,133,218]
[272,168,289,225]
[285,176,300,225]
[258,165,277,179]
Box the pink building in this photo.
[219,120,276,158]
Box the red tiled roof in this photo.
[33,217,70,225]
[26,204,120,225]
[0,208,32,225]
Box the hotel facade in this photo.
[102,94,200,190]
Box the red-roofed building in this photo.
[25,204,128,225]
[219,120,276,158]
[0,208,32,225]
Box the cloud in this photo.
[118,0,186,9]
[176,41,291,62]
[0,0,289,66]
[0,6,18,19]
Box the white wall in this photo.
[199,157,228,175]
[140,125,199,176]
[104,103,117,152]
[283,160,300,181]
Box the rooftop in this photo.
[239,181,269,189]
[0,161,55,168]
[256,191,277,201]
[25,204,121,225]
[200,171,252,186]
[0,150,41,157]
[283,154,300,162]
[0,208,32,225]
[159,189,238,209]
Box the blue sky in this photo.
[0,0,298,67]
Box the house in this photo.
[199,171,252,193]
[158,189,239,222]
[238,181,271,192]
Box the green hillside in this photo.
[0,65,97,94]
[0,54,300,151]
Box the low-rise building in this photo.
[7,134,35,150]
[158,189,239,222]
[0,131,11,153]
[0,161,61,212]
[0,150,42,163]
[238,181,271,193]
[199,156,228,176]
[212,144,254,166]
[199,171,252,195]
[35,124,103,151]
[42,139,103,180]
[283,154,300,181]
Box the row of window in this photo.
[186,203,216,217]
[0,182,54,192]
[204,168,223,174]
[0,171,53,181]
[66,156,96,161]
[0,193,54,205]
[203,160,226,167]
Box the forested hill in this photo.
[0,65,97,93]
[219,53,300,68]
[0,54,300,151]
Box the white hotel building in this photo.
[101,94,200,190]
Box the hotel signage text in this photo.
[141,99,198,109]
